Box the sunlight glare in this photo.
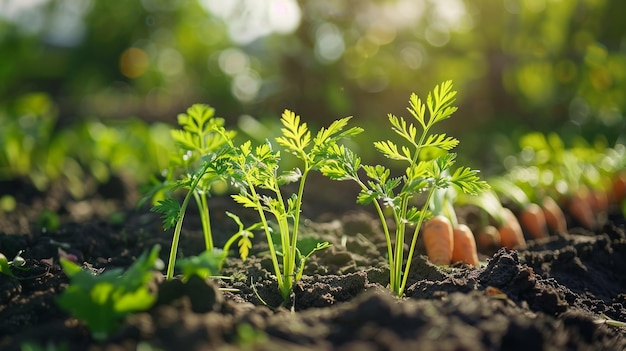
[201,0,301,44]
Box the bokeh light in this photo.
[120,47,149,79]
[1,0,625,170]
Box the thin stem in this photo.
[353,178,395,280]
[202,193,213,250]
[398,186,437,295]
[166,165,209,279]
[389,123,433,295]
[167,201,187,279]
[290,167,310,277]
[268,179,293,298]
[411,125,431,165]
[246,179,283,289]
[373,198,395,283]
[276,214,292,299]
[194,192,213,251]
[392,204,405,294]
[222,232,240,255]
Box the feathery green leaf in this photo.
[275,109,311,155]
[151,198,181,230]
[374,140,412,162]
[450,167,490,195]
[388,114,419,146]
[422,133,459,151]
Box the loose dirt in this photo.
[0,177,624,350]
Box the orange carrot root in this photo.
[476,225,501,252]
[499,208,526,249]
[541,196,567,233]
[589,190,608,216]
[452,224,479,267]
[567,194,596,230]
[423,215,454,265]
[611,172,626,206]
[519,203,548,240]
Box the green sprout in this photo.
[216,110,363,301]
[0,250,27,277]
[145,104,242,279]
[321,80,489,296]
[222,211,261,262]
[57,245,162,341]
[175,249,228,282]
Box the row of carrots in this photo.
[421,135,626,267]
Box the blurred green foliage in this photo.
[0,91,173,198]
[1,0,625,189]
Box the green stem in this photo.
[222,232,240,255]
[392,201,405,294]
[353,178,396,289]
[290,168,310,276]
[166,165,209,279]
[268,179,293,299]
[442,193,458,228]
[377,204,394,270]
[411,125,431,165]
[374,198,395,285]
[277,214,292,299]
[398,185,437,295]
[389,123,433,295]
[246,179,283,290]
[167,203,186,279]
[194,192,213,251]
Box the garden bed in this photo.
[0,176,625,351]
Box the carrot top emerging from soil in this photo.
[322,80,489,296]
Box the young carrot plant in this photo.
[321,80,489,296]
[144,104,249,279]
[216,110,363,301]
[57,245,162,341]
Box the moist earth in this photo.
[0,176,625,350]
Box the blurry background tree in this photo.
[1,0,625,183]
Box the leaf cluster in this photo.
[323,85,487,216]
[170,104,233,163]
[229,110,362,217]
[146,104,234,232]
[175,249,228,282]
[56,245,161,341]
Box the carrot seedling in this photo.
[142,104,251,279]
[57,245,162,341]
[321,80,489,296]
[216,110,363,301]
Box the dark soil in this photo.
[0,175,625,350]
